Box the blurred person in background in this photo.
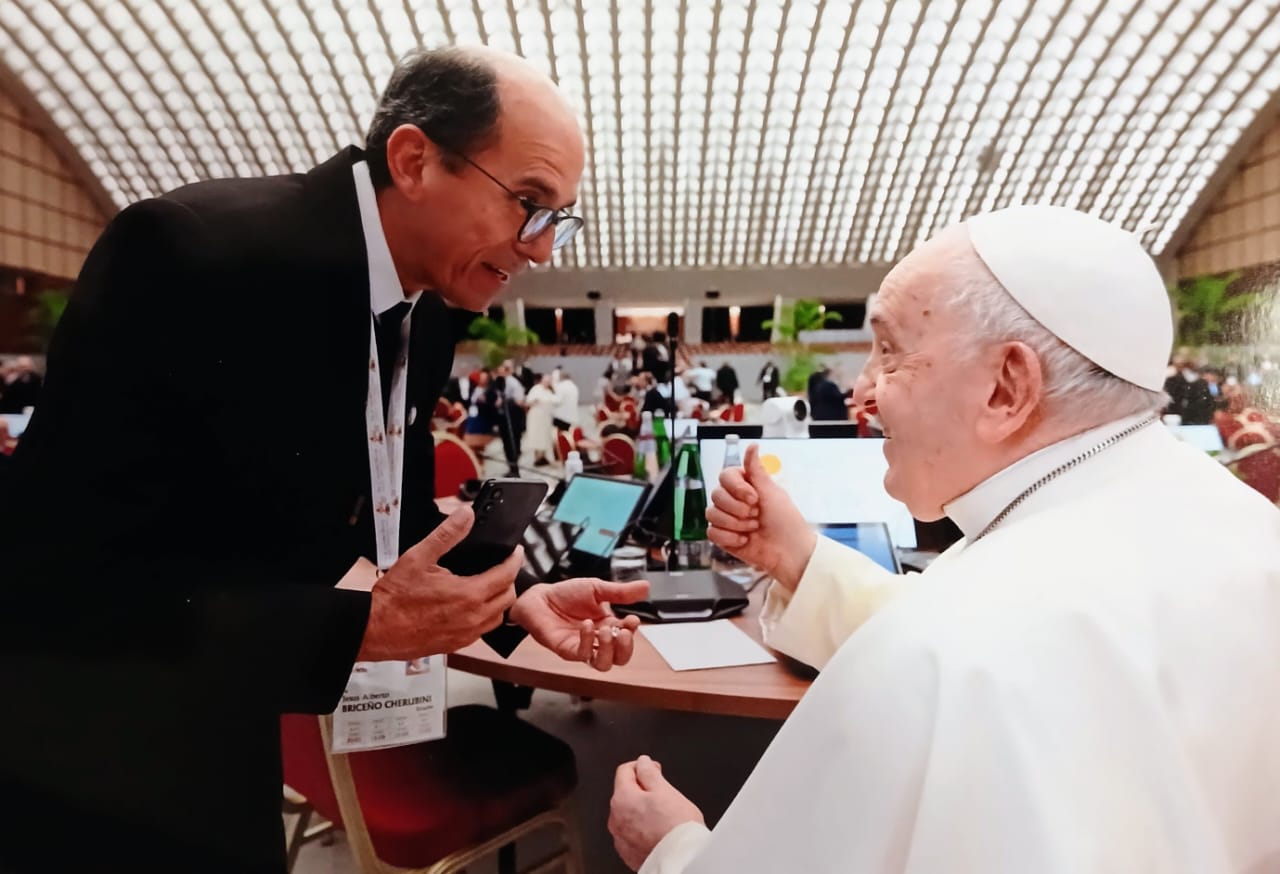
[463,368,498,450]
[643,332,670,380]
[551,368,580,432]
[715,361,739,404]
[684,360,716,403]
[0,356,42,413]
[524,372,558,466]
[1163,358,1215,425]
[757,360,780,400]
[806,366,847,421]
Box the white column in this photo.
[594,299,614,345]
[682,299,702,345]
[771,294,785,342]
[513,297,527,330]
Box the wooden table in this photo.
[449,583,813,720]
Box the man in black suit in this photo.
[808,367,849,421]
[716,361,740,403]
[0,47,647,872]
[758,360,780,400]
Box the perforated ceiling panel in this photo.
[2,0,1277,270]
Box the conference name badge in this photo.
[330,657,447,753]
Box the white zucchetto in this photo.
[966,205,1173,392]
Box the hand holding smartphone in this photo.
[437,478,549,576]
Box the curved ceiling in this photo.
[1,0,1278,272]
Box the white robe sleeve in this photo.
[667,597,1240,874]
[759,535,914,669]
[639,823,713,874]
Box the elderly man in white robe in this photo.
[609,205,1280,874]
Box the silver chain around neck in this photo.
[972,416,1160,543]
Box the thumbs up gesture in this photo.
[706,443,817,592]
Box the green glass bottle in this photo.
[653,414,673,469]
[635,411,657,481]
[670,441,709,569]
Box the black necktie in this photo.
[375,301,412,421]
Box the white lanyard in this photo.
[365,308,413,571]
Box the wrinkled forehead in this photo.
[872,226,981,342]
[484,75,584,206]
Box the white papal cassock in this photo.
[642,414,1280,874]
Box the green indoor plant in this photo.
[27,288,70,349]
[1172,272,1263,348]
[467,315,540,369]
[764,298,843,393]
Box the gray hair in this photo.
[949,252,1167,426]
[365,47,501,189]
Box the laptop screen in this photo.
[1168,424,1225,453]
[817,523,901,573]
[552,475,650,558]
[698,436,918,548]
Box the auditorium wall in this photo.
[1178,111,1280,277]
[0,81,108,283]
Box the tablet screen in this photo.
[817,522,901,573]
[699,437,917,548]
[552,475,650,557]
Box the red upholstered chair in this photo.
[432,432,482,500]
[620,400,640,433]
[432,399,451,420]
[441,403,467,438]
[603,390,623,412]
[1219,407,1280,452]
[601,433,638,477]
[1227,444,1280,504]
[732,403,745,423]
[717,406,733,422]
[691,405,706,421]
[280,708,582,874]
[1212,408,1280,505]
[554,429,575,463]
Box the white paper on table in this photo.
[641,620,777,671]
[330,657,447,752]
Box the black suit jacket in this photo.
[0,149,494,871]
[808,377,848,421]
[715,365,739,397]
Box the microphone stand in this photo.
[498,386,520,479]
[667,314,679,421]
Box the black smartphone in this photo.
[438,478,549,576]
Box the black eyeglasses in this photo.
[454,153,584,251]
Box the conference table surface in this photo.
[449,580,813,720]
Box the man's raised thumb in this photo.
[744,443,772,487]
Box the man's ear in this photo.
[384,124,437,202]
[976,340,1044,443]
